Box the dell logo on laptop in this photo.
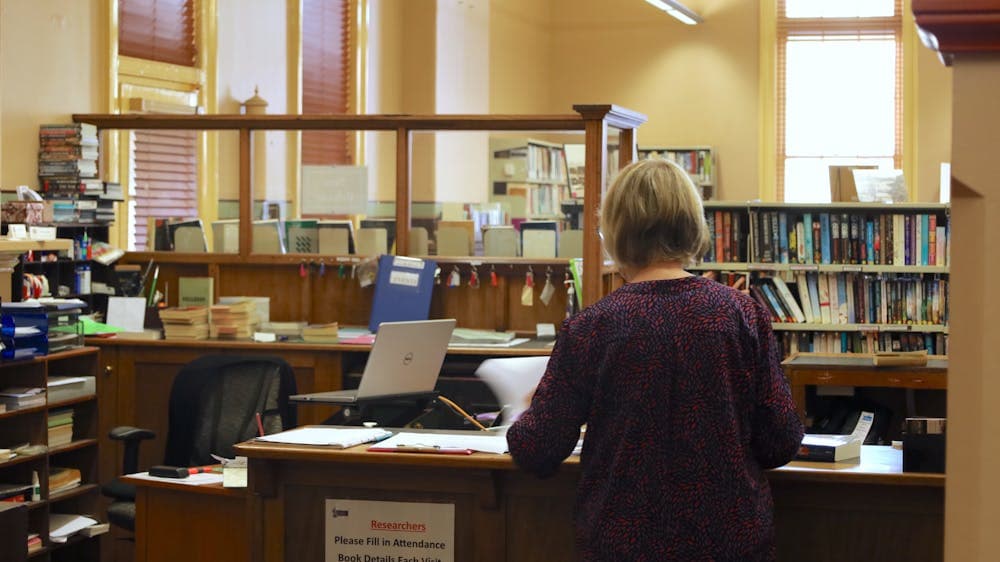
[402,352,414,365]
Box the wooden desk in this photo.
[123,475,248,562]
[234,437,943,562]
[782,353,948,422]
[93,338,550,481]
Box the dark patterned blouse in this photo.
[507,276,804,561]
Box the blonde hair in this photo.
[599,158,711,270]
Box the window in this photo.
[777,0,902,202]
[301,0,352,166]
[120,0,196,67]
[117,0,201,250]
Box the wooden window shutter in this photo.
[301,0,352,165]
[119,0,197,67]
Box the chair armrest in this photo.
[108,426,156,475]
[108,426,155,442]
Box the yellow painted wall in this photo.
[216,0,289,203]
[489,0,554,114]
[546,0,759,201]
[914,43,952,203]
[0,0,104,190]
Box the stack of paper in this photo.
[210,300,257,339]
[257,427,392,448]
[159,306,210,340]
[49,513,98,543]
[302,322,339,343]
[0,387,45,410]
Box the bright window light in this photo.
[783,37,896,203]
[785,0,895,18]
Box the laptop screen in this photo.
[356,319,456,399]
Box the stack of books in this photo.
[159,307,210,341]
[48,409,74,447]
[27,533,42,554]
[48,466,81,495]
[0,483,33,503]
[37,123,99,197]
[210,300,257,339]
[301,322,339,344]
[0,387,45,411]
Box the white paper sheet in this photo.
[475,356,549,423]
[370,432,509,454]
[256,427,392,448]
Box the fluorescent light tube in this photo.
[644,0,703,25]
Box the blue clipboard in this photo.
[368,255,437,332]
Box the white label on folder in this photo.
[325,499,454,562]
[389,270,420,287]
[392,256,426,270]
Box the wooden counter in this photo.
[92,338,551,489]
[233,438,942,562]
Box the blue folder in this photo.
[368,255,438,332]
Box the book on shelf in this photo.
[0,387,45,410]
[48,467,82,495]
[0,484,33,503]
[178,277,215,308]
[47,376,94,403]
[27,533,42,553]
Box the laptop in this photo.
[290,319,456,405]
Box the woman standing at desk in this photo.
[507,159,803,561]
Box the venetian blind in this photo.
[776,0,903,201]
[119,0,196,67]
[301,0,352,165]
[130,128,198,250]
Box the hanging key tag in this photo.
[299,262,307,278]
[521,268,534,306]
[448,267,462,288]
[468,266,480,289]
[565,272,577,318]
[318,260,326,277]
[490,265,498,287]
[539,270,555,306]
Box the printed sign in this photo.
[326,499,454,562]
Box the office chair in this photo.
[102,354,297,532]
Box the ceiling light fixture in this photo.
[644,0,703,25]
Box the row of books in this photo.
[747,211,949,266]
[704,211,747,263]
[778,331,948,356]
[640,148,713,186]
[524,144,568,182]
[752,272,948,327]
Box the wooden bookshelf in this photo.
[699,201,949,357]
[0,348,105,561]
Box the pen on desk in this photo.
[255,412,265,437]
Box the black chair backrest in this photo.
[163,354,297,467]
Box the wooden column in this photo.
[912,2,1000,560]
[395,127,411,256]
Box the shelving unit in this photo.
[490,138,570,221]
[699,201,950,356]
[0,348,104,561]
[14,224,115,315]
[638,146,716,200]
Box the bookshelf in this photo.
[638,146,716,200]
[698,201,950,357]
[490,138,570,221]
[0,348,104,560]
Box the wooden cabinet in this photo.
[782,352,947,437]
[0,348,106,561]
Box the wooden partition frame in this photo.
[74,107,645,311]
